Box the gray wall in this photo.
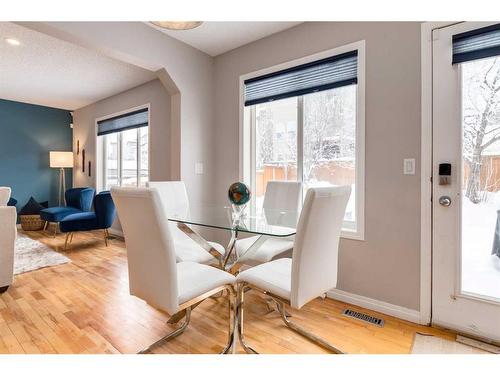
[73,79,171,188]
[24,22,216,205]
[213,22,422,310]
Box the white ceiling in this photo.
[148,21,302,56]
[0,22,156,110]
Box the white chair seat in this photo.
[236,236,293,264]
[177,262,235,305]
[236,258,292,301]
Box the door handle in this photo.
[439,196,452,207]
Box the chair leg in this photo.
[138,307,192,354]
[64,233,70,250]
[221,287,236,354]
[275,301,343,354]
[43,221,48,231]
[167,300,205,325]
[236,283,258,354]
[70,232,74,244]
[103,229,108,247]
[53,223,58,238]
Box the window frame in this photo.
[239,41,365,240]
[96,104,151,192]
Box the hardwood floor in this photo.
[0,229,456,354]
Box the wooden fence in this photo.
[256,161,355,197]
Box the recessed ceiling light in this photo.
[150,21,203,31]
[4,38,21,46]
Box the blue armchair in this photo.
[40,187,95,236]
[60,191,116,249]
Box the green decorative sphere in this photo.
[228,182,251,206]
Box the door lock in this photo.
[439,196,452,207]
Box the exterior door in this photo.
[433,22,500,342]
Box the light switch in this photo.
[403,159,415,175]
[195,162,204,175]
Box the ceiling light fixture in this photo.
[4,38,21,46]
[150,21,203,31]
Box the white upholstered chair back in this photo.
[111,187,179,315]
[0,187,11,206]
[290,186,351,309]
[146,181,189,219]
[147,181,190,242]
[263,181,302,211]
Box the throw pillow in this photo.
[19,197,46,215]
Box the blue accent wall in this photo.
[0,99,73,210]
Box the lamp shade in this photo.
[50,151,74,168]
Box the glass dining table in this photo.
[167,204,299,271]
[164,204,300,335]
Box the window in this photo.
[98,107,149,190]
[243,43,365,238]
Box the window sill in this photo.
[341,228,364,241]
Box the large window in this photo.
[244,44,364,238]
[98,107,149,190]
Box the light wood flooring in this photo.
[0,229,456,354]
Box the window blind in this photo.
[97,108,148,136]
[244,50,358,106]
[453,23,500,64]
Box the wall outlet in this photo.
[403,158,415,175]
[195,162,204,175]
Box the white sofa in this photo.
[0,187,16,293]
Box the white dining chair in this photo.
[111,187,236,354]
[235,181,302,265]
[147,181,225,265]
[235,186,351,354]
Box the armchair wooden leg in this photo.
[64,233,70,250]
[53,223,58,238]
[43,221,48,231]
[70,232,74,244]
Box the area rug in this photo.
[411,333,492,354]
[14,234,71,275]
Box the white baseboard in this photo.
[327,289,421,324]
[108,227,124,238]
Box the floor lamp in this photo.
[50,152,74,206]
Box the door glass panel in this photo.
[303,86,357,226]
[254,97,298,207]
[461,56,500,300]
[121,128,138,187]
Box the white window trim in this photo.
[95,103,151,192]
[239,40,366,241]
